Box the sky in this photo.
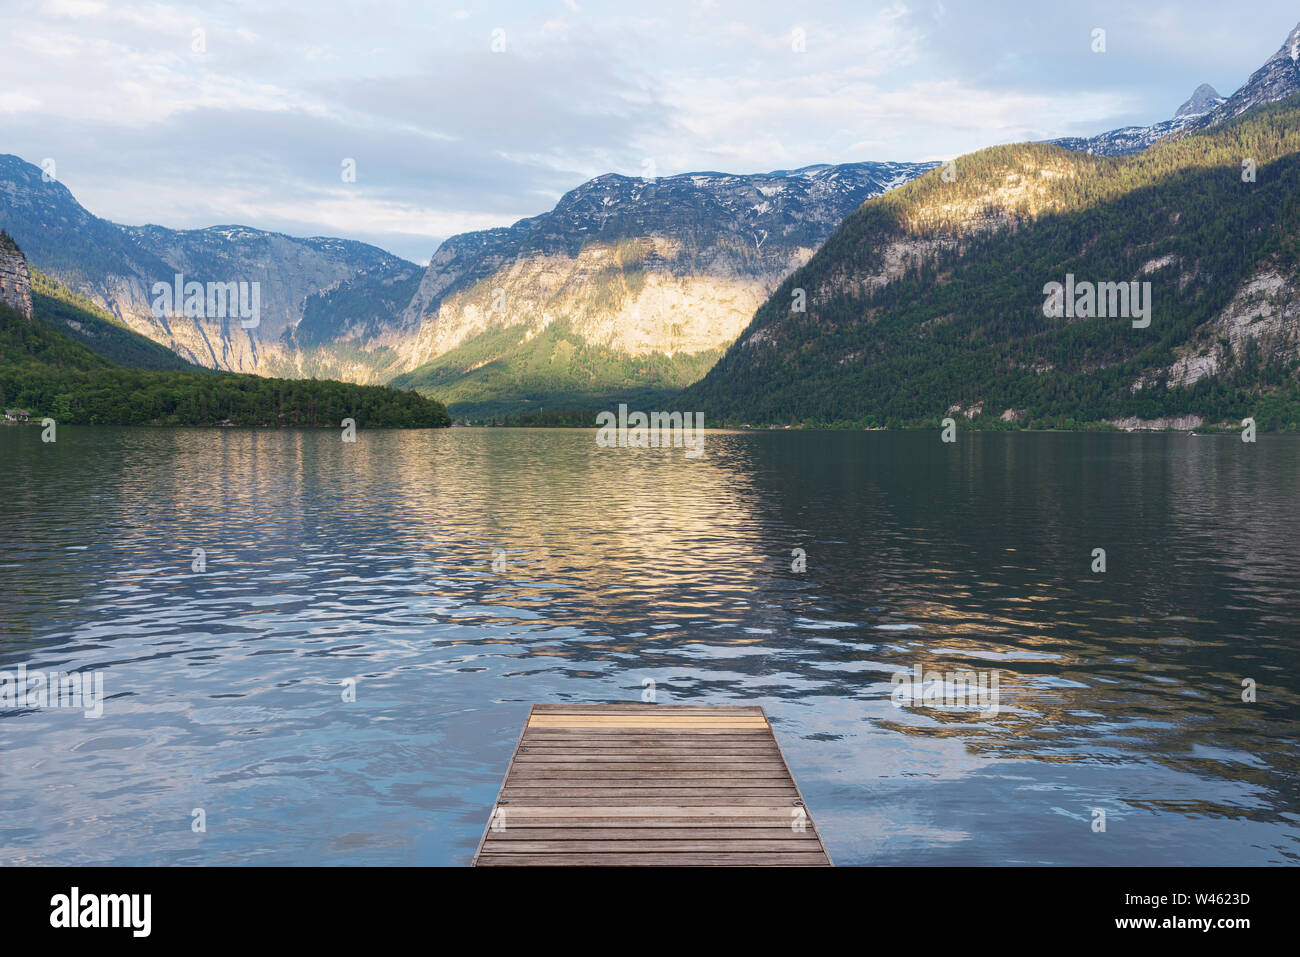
[2,0,1298,263]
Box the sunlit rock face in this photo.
[382,162,939,375]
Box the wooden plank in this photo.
[524,724,772,732]
[518,747,780,754]
[480,840,822,853]
[532,704,764,715]
[525,722,769,733]
[520,738,780,743]
[523,728,772,735]
[478,817,811,829]
[482,827,821,841]
[508,772,793,782]
[515,748,783,755]
[489,805,802,817]
[520,741,775,749]
[509,759,790,764]
[472,704,831,866]
[494,796,803,806]
[500,790,800,799]
[527,717,769,729]
[520,743,777,749]
[500,781,799,789]
[479,858,826,867]
[510,767,789,774]
[522,730,773,736]
[504,770,796,780]
[509,769,794,777]
[519,744,776,748]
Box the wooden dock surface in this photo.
[472,704,832,866]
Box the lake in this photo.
[1,426,1297,865]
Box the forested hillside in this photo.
[0,296,450,428]
[29,269,198,371]
[681,97,1300,431]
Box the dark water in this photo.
[1,426,1297,865]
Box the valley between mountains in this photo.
[6,20,1300,429]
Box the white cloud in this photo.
[0,92,41,113]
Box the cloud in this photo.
[0,92,42,113]
[1,0,1296,261]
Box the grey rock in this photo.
[0,230,33,321]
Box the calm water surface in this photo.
[1,427,1297,865]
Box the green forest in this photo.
[682,97,1300,431]
[391,316,718,420]
[29,268,198,371]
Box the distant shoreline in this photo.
[2,419,1283,435]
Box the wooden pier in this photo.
[472,704,832,866]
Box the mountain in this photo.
[1049,84,1226,156]
[1054,21,1300,158]
[681,91,1300,431]
[0,243,450,428]
[16,21,1298,423]
[4,226,197,372]
[29,268,197,371]
[1175,83,1226,120]
[680,21,1300,431]
[0,153,935,413]
[387,161,936,415]
[1192,23,1300,129]
[0,153,419,376]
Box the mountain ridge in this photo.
[682,91,1300,430]
[0,153,938,411]
[0,241,451,429]
[1052,21,1300,157]
[0,152,418,377]
[332,160,940,411]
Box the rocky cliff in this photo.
[0,230,33,320]
[382,162,936,409]
[0,154,416,375]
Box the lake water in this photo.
[1,426,1297,865]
